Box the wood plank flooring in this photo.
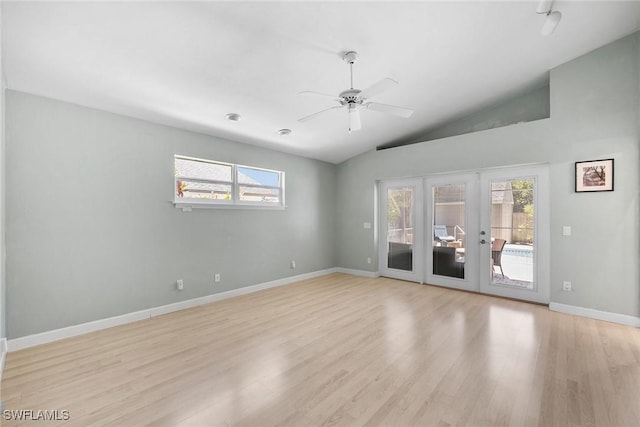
[2,273,640,426]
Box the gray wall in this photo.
[414,84,550,143]
[1,0,5,340]
[379,83,550,150]
[1,83,4,341]
[5,92,337,339]
[336,33,640,317]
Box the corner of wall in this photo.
[0,0,6,343]
[637,31,640,139]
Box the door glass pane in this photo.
[432,184,465,279]
[490,179,534,289]
[387,187,414,271]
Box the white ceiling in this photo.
[3,1,640,164]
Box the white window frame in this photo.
[173,155,285,210]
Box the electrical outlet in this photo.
[177,279,184,291]
[290,260,296,269]
[214,273,220,283]
[367,257,372,264]
[562,281,572,291]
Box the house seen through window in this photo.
[174,155,284,207]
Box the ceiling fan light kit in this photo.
[298,50,414,133]
[537,0,562,35]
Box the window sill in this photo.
[172,201,286,211]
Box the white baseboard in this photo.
[335,267,379,278]
[7,268,339,352]
[148,268,338,317]
[549,302,640,327]
[7,310,150,352]
[0,338,7,381]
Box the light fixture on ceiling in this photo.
[537,0,562,36]
[225,113,241,122]
[277,128,292,136]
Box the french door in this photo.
[379,165,550,303]
[424,173,479,292]
[378,179,423,282]
[477,166,550,303]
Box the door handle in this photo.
[480,239,487,244]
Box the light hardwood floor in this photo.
[2,273,640,426]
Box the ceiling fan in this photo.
[298,51,414,133]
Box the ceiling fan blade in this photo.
[298,105,343,122]
[349,107,361,132]
[359,77,398,100]
[365,102,414,118]
[298,91,341,101]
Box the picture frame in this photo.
[575,158,614,192]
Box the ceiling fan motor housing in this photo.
[339,89,363,106]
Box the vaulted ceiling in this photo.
[3,1,640,164]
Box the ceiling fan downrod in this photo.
[343,51,358,90]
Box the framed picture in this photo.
[575,158,614,192]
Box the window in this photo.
[174,155,285,209]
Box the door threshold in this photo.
[421,281,549,306]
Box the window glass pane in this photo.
[238,166,280,187]
[175,158,232,182]
[177,179,232,200]
[238,186,280,203]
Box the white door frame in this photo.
[377,165,550,305]
[424,173,480,292]
[479,165,550,303]
[378,179,423,283]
